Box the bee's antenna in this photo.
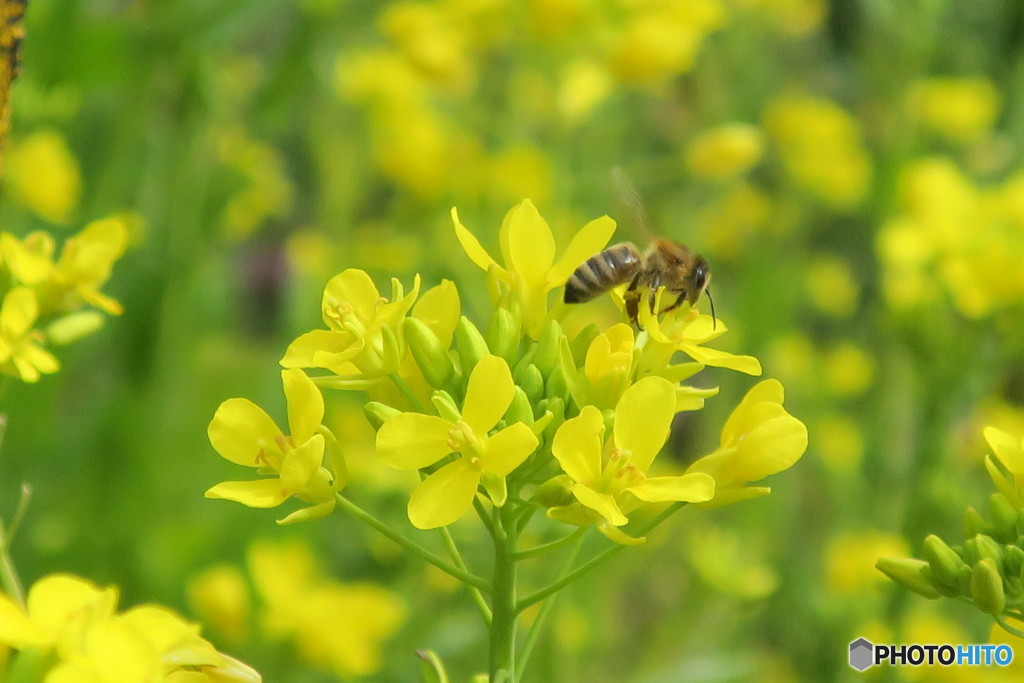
[706,288,717,330]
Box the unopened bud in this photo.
[430,391,461,423]
[381,325,402,374]
[405,318,455,388]
[876,558,941,599]
[1004,545,1024,578]
[534,475,574,508]
[487,308,520,362]
[971,534,1005,573]
[364,402,401,430]
[990,494,1018,542]
[971,558,1006,616]
[455,316,489,376]
[923,535,968,589]
[533,321,564,376]
[46,311,105,346]
[517,364,545,405]
[964,506,988,538]
[506,387,535,426]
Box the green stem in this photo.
[388,373,427,412]
[516,502,686,612]
[474,497,497,539]
[997,615,1024,639]
[489,507,518,682]
[333,493,490,591]
[513,527,586,561]
[438,515,492,624]
[516,533,586,675]
[0,519,24,609]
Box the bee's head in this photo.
[685,256,711,305]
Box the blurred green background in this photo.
[4,0,1024,679]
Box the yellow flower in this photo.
[983,426,1024,507]
[206,369,346,524]
[548,376,716,544]
[906,77,1000,144]
[281,268,420,377]
[825,531,908,595]
[452,199,616,338]
[823,342,875,397]
[567,323,635,410]
[0,574,117,652]
[687,379,807,505]
[187,566,251,644]
[805,254,859,318]
[47,217,128,316]
[685,123,765,180]
[376,355,539,529]
[6,130,82,224]
[0,230,55,285]
[0,287,59,382]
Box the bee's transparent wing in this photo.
[611,166,656,241]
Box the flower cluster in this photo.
[0,217,127,382]
[0,573,259,681]
[208,199,807,539]
[879,427,1024,630]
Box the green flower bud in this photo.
[405,318,455,388]
[876,558,942,599]
[990,494,1018,542]
[381,325,402,374]
[534,474,575,508]
[923,535,969,589]
[1005,545,1024,578]
[364,402,401,430]
[964,506,989,538]
[517,364,545,405]
[455,316,489,376]
[506,387,534,426]
[416,649,450,683]
[568,323,599,366]
[956,565,974,597]
[487,307,520,362]
[46,311,105,346]
[541,396,565,438]
[430,391,461,423]
[971,534,1005,573]
[971,558,1006,616]
[545,366,567,401]
[920,565,962,598]
[533,320,564,376]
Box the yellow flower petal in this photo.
[985,426,1024,475]
[721,379,785,445]
[1,288,38,337]
[505,199,556,288]
[321,269,380,326]
[277,499,336,525]
[547,215,617,285]
[208,399,282,468]
[700,486,772,508]
[451,207,501,273]
[572,484,628,526]
[205,480,290,508]
[376,413,454,469]
[461,355,514,434]
[282,369,323,443]
[679,343,762,375]
[0,593,48,648]
[0,233,53,284]
[613,376,676,471]
[280,329,362,370]
[595,521,645,545]
[412,279,461,348]
[552,406,604,482]
[626,472,715,503]
[27,574,118,638]
[279,435,325,492]
[483,423,538,476]
[679,314,728,343]
[731,414,808,482]
[408,459,480,529]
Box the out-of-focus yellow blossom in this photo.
[701,183,773,260]
[906,77,1000,144]
[685,123,765,181]
[281,268,420,378]
[187,565,251,644]
[0,230,55,285]
[763,94,872,208]
[376,355,539,528]
[548,377,716,544]
[0,573,259,682]
[44,217,128,316]
[878,158,1024,317]
[526,0,589,38]
[815,414,864,473]
[901,610,975,683]
[6,130,82,224]
[335,48,427,110]
[733,0,826,36]
[248,539,404,679]
[766,333,815,387]
[688,526,779,599]
[373,106,461,198]
[488,146,553,206]
[379,1,473,92]
[983,426,1024,507]
[805,254,859,318]
[0,287,59,382]
[452,199,616,338]
[206,369,346,523]
[640,299,763,376]
[216,128,295,240]
[988,623,1024,679]
[558,59,612,125]
[825,531,908,594]
[822,342,874,397]
[687,379,808,506]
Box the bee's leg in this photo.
[646,274,662,313]
[659,291,688,315]
[624,273,642,325]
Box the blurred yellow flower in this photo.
[48,217,128,316]
[376,355,538,528]
[488,146,553,206]
[688,525,779,599]
[763,94,871,208]
[379,1,473,91]
[206,368,346,524]
[735,0,826,36]
[687,379,807,506]
[805,254,859,318]
[685,123,765,181]
[549,377,715,544]
[0,230,55,285]
[825,530,908,594]
[906,77,1000,144]
[6,130,82,224]
[822,342,874,397]
[248,539,404,679]
[0,287,59,382]
[452,199,616,338]
[558,59,612,124]
[815,413,864,473]
[187,566,251,644]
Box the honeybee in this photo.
[563,170,717,327]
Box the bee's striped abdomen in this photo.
[563,243,642,304]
